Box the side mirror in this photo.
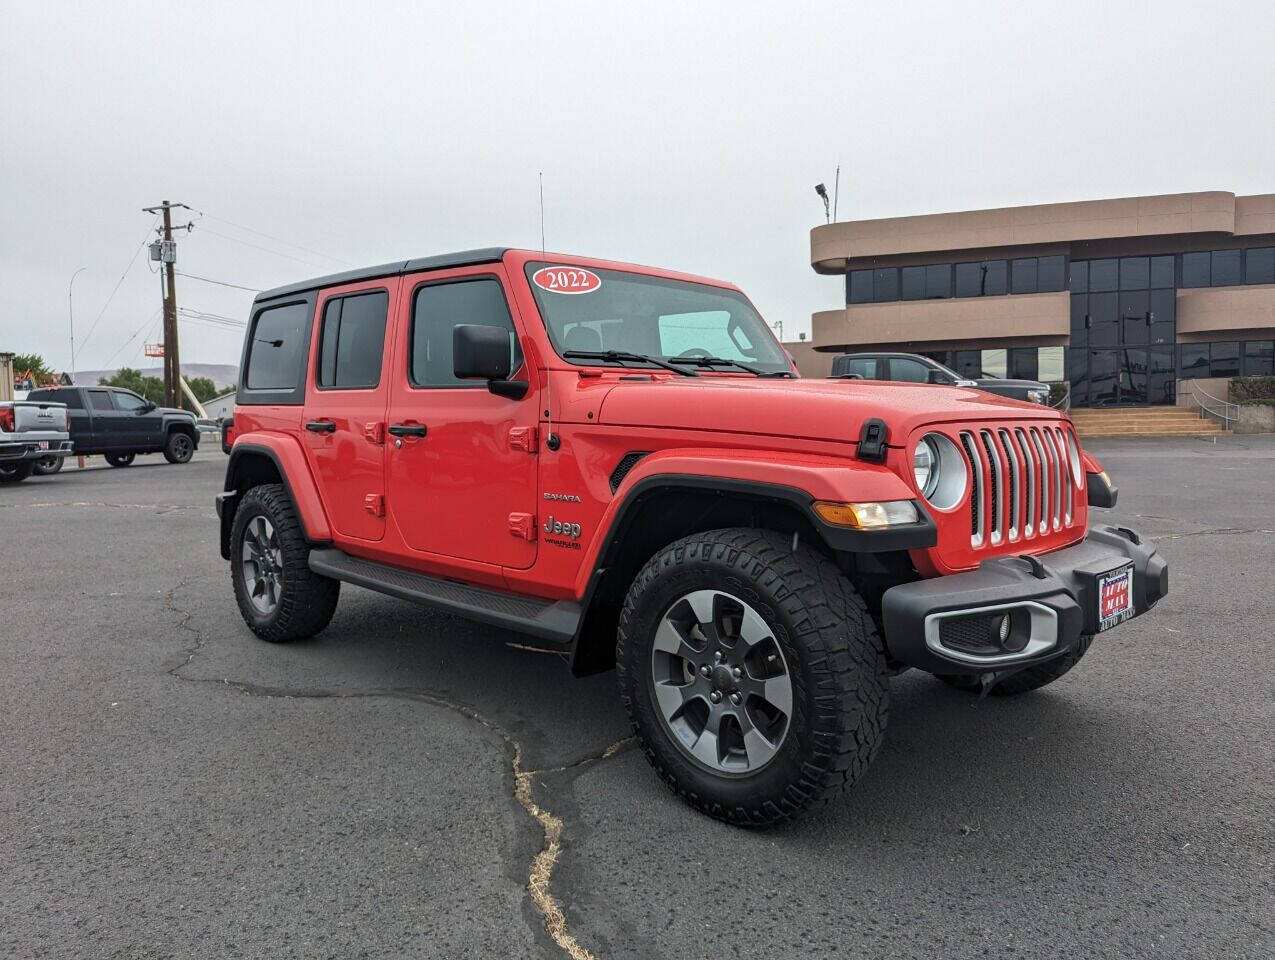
[453,324,527,399]
[142,401,157,413]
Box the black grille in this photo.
[609,451,650,492]
[960,432,980,537]
[939,615,1001,656]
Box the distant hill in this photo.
[73,363,239,389]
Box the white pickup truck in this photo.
[0,400,73,483]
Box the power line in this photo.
[197,226,335,270]
[76,219,159,354]
[190,207,353,266]
[178,307,247,327]
[177,271,261,293]
[99,308,163,370]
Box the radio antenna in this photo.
[540,171,560,451]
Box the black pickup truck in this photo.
[25,386,199,468]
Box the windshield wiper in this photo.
[668,356,793,377]
[562,349,698,377]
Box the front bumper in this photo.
[881,525,1168,675]
[0,438,74,462]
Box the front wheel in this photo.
[617,528,889,827]
[230,483,339,642]
[0,461,35,483]
[163,430,194,464]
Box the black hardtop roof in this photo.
[255,247,512,302]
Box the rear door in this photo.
[384,265,538,570]
[301,280,397,543]
[86,389,118,448]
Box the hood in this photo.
[595,376,1062,445]
[155,405,196,418]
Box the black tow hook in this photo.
[1018,554,1049,580]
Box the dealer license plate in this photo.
[37,440,49,450]
[1097,565,1134,632]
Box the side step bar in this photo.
[308,548,579,645]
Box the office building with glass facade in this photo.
[794,191,1275,406]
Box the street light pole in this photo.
[68,266,87,384]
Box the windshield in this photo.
[525,262,792,375]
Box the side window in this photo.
[410,278,522,387]
[245,302,311,391]
[114,392,148,412]
[88,390,114,411]
[838,357,877,379]
[889,357,932,383]
[317,291,389,389]
[60,391,85,410]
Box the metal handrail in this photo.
[1187,382,1238,429]
[1049,383,1071,414]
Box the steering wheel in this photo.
[675,348,713,359]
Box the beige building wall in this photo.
[1175,285,1275,340]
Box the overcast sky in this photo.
[3,1,1273,376]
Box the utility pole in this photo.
[143,201,192,408]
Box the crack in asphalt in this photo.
[161,585,632,960]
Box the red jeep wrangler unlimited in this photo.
[217,248,1168,825]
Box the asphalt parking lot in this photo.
[3,437,1273,960]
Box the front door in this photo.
[112,390,162,447]
[302,281,397,543]
[384,266,538,570]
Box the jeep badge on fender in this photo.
[217,246,1168,827]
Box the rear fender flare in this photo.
[220,433,331,557]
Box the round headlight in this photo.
[914,433,968,510]
[913,438,937,499]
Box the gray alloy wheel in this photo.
[650,589,793,775]
[240,515,284,615]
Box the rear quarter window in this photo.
[238,297,316,405]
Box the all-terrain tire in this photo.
[33,456,64,475]
[936,636,1092,696]
[105,452,135,468]
[230,483,339,642]
[616,528,889,827]
[0,461,35,483]
[163,429,195,464]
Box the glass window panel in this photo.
[1069,260,1088,294]
[924,263,951,299]
[835,356,878,379]
[1179,344,1209,377]
[1067,347,1088,407]
[1149,289,1175,345]
[1038,255,1065,292]
[1008,347,1039,381]
[317,291,388,389]
[980,349,1007,378]
[1181,251,1210,287]
[1119,257,1149,290]
[1038,346,1064,382]
[1119,348,1148,404]
[873,268,898,301]
[114,391,147,411]
[1211,249,1242,286]
[88,389,114,411]
[411,279,522,387]
[953,350,982,378]
[1243,340,1274,375]
[848,270,874,304]
[900,266,925,300]
[1120,291,1150,345]
[889,357,932,383]
[1148,347,1176,404]
[1210,341,1240,377]
[1089,258,1118,292]
[1089,351,1118,405]
[1245,247,1275,285]
[1010,258,1038,294]
[954,262,982,298]
[1070,295,1089,347]
[982,260,1008,296]
[1089,291,1118,347]
[1150,255,1175,288]
[246,302,310,390]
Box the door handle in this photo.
[305,420,337,433]
[387,423,427,437]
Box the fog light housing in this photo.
[813,499,920,529]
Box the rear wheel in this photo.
[230,483,339,642]
[105,452,135,468]
[0,461,35,483]
[617,528,889,827]
[32,456,63,475]
[164,430,194,464]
